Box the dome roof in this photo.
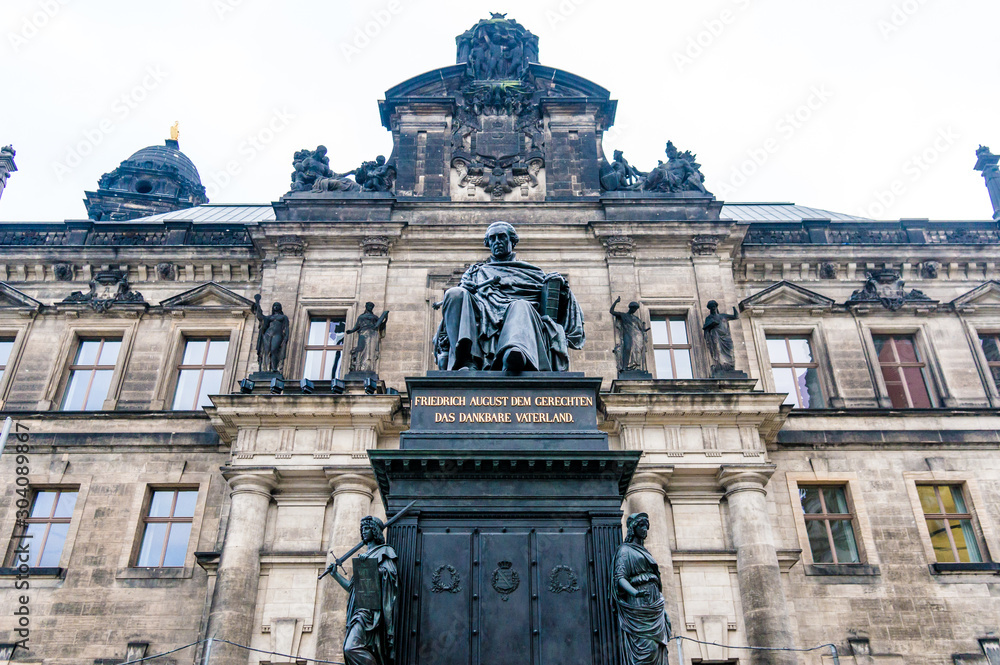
[126,139,202,185]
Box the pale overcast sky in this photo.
[2,0,998,222]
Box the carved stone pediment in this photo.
[59,269,146,312]
[158,282,255,311]
[846,269,935,311]
[739,281,835,313]
[0,282,42,313]
[951,280,1000,311]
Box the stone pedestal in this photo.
[718,465,797,665]
[205,471,276,665]
[369,373,640,665]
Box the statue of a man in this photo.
[703,300,738,373]
[610,296,649,373]
[613,512,671,665]
[347,302,389,374]
[252,295,289,374]
[325,516,398,665]
[433,221,585,371]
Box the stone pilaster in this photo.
[717,465,797,665]
[315,471,378,661]
[205,470,277,665]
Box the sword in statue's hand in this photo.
[318,500,417,579]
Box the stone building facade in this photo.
[1,16,999,665]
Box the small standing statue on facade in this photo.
[610,296,651,378]
[324,516,398,665]
[346,302,389,377]
[613,512,671,665]
[703,300,745,378]
[252,295,289,375]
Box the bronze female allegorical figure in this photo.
[346,302,389,374]
[252,295,289,374]
[613,512,671,665]
[703,299,739,374]
[325,516,398,665]
[610,296,650,375]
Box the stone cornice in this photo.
[205,393,403,444]
[601,386,790,444]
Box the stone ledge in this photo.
[804,563,880,578]
[0,566,62,578]
[115,566,194,580]
[930,562,1000,575]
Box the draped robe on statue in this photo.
[343,544,398,665]
[437,257,585,371]
[612,542,670,665]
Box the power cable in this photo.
[100,633,842,665]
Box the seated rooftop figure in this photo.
[434,221,585,371]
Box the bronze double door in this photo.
[415,523,595,665]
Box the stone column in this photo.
[625,469,680,664]
[206,470,276,665]
[718,465,797,665]
[315,471,378,661]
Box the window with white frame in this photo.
[872,334,934,408]
[650,315,693,379]
[766,335,824,408]
[303,316,346,380]
[799,485,860,564]
[0,337,14,384]
[171,338,229,410]
[7,489,78,568]
[61,338,121,411]
[978,332,1000,393]
[134,489,198,568]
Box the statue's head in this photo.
[613,149,623,160]
[360,515,385,545]
[707,300,719,312]
[375,155,386,165]
[272,302,283,314]
[628,301,640,313]
[624,512,650,543]
[365,301,375,312]
[315,145,327,157]
[665,141,678,158]
[484,221,518,260]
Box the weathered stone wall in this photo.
[0,416,226,664]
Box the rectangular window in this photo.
[0,337,14,384]
[7,490,77,568]
[872,334,933,408]
[978,333,1000,392]
[61,338,121,411]
[799,485,860,564]
[917,484,983,563]
[766,335,823,408]
[303,317,345,381]
[650,316,692,380]
[135,489,198,568]
[171,338,230,410]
